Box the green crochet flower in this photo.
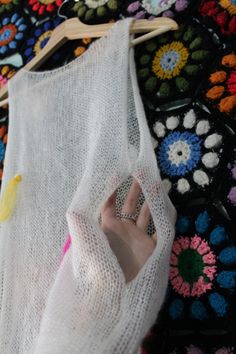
[72,0,120,23]
[135,22,215,106]
[0,0,20,14]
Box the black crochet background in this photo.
[0,0,235,352]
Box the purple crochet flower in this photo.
[228,186,236,205]
[175,0,189,12]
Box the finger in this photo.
[136,201,151,232]
[122,179,141,216]
[101,191,117,220]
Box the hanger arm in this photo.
[63,17,178,39]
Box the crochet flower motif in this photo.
[72,0,120,24]
[152,41,189,80]
[158,131,202,177]
[0,0,20,14]
[152,107,224,198]
[0,124,7,181]
[227,186,236,207]
[22,17,63,64]
[25,0,63,19]
[135,22,213,105]
[219,144,236,220]
[167,209,236,322]
[0,64,16,88]
[0,12,29,58]
[226,147,236,204]
[170,235,216,298]
[204,53,236,115]
[122,0,191,19]
[199,0,236,36]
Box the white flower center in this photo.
[160,50,180,71]
[168,140,191,166]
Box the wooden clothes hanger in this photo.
[0,16,178,107]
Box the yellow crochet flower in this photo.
[219,0,236,15]
[152,41,189,80]
[34,30,52,55]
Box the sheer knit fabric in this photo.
[0,18,176,354]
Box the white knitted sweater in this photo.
[0,18,176,354]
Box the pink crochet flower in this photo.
[170,236,217,297]
[190,235,202,250]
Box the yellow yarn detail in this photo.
[152,41,189,80]
[34,31,52,55]
[0,174,22,222]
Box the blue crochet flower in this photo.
[167,209,236,323]
[22,17,62,63]
[158,131,202,177]
[0,13,29,57]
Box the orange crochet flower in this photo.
[206,86,225,100]
[222,54,236,68]
[205,52,236,114]
[82,38,92,45]
[209,71,227,84]
[219,95,236,113]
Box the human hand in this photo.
[101,179,157,283]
